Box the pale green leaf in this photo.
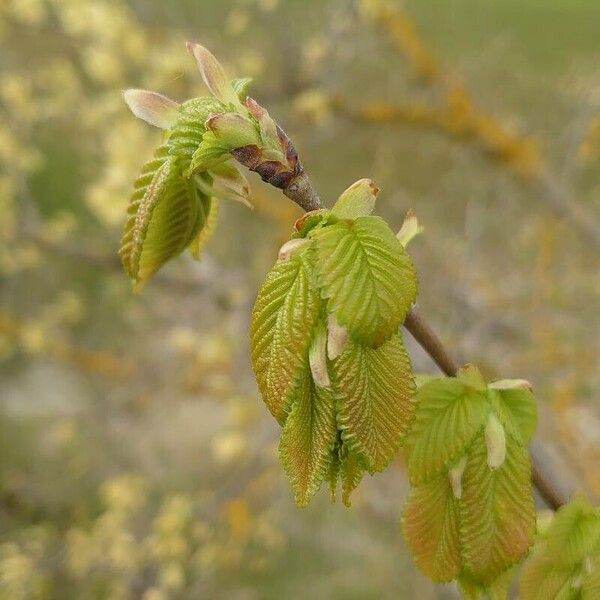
[119,146,202,286]
[460,433,536,585]
[542,500,600,569]
[582,559,600,599]
[279,370,337,507]
[250,247,321,424]
[402,475,461,582]
[188,195,217,259]
[488,387,538,444]
[167,96,224,169]
[332,333,415,471]
[311,216,417,346]
[340,446,366,507]
[404,378,488,485]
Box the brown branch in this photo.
[270,148,568,510]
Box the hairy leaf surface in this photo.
[403,475,461,582]
[250,247,321,423]
[332,333,415,471]
[460,433,536,585]
[404,378,488,485]
[311,216,417,346]
[279,371,337,507]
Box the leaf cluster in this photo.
[251,181,418,506]
[402,366,538,597]
[520,499,600,600]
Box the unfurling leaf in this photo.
[252,191,418,506]
[119,146,208,287]
[402,475,461,582]
[332,333,415,472]
[402,365,538,594]
[311,216,417,346]
[250,245,321,424]
[520,499,600,600]
[279,370,337,507]
[404,377,488,485]
[460,433,535,584]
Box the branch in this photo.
[267,142,568,510]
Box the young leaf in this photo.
[460,433,536,585]
[250,246,321,424]
[520,500,600,600]
[339,446,366,507]
[279,371,337,507]
[119,147,202,286]
[487,384,537,445]
[331,333,416,472]
[402,475,461,582]
[231,77,253,101]
[330,178,378,220]
[167,96,225,168]
[404,378,488,485]
[311,216,417,346]
[188,195,217,259]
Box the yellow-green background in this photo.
[0,0,598,598]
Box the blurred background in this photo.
[1,0,599,598]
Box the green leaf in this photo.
[488,386,537,445]
[188,195,217,259]
[311,216,417,346]
[460,433,536,585]
[404,378,488,485]
[279,370,337,507]
[340,446,366,507]
[250,246,321,424]
[330,178,378,220]
[331,333,415,472]
[119,146,203,287]
[519,498,600,600]
[582,560,600,599]
[520,552,575,600]
[402,475,461,582]
[168,96,225,169]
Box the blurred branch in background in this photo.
[340,0,600,246]
[0,310,135,379]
